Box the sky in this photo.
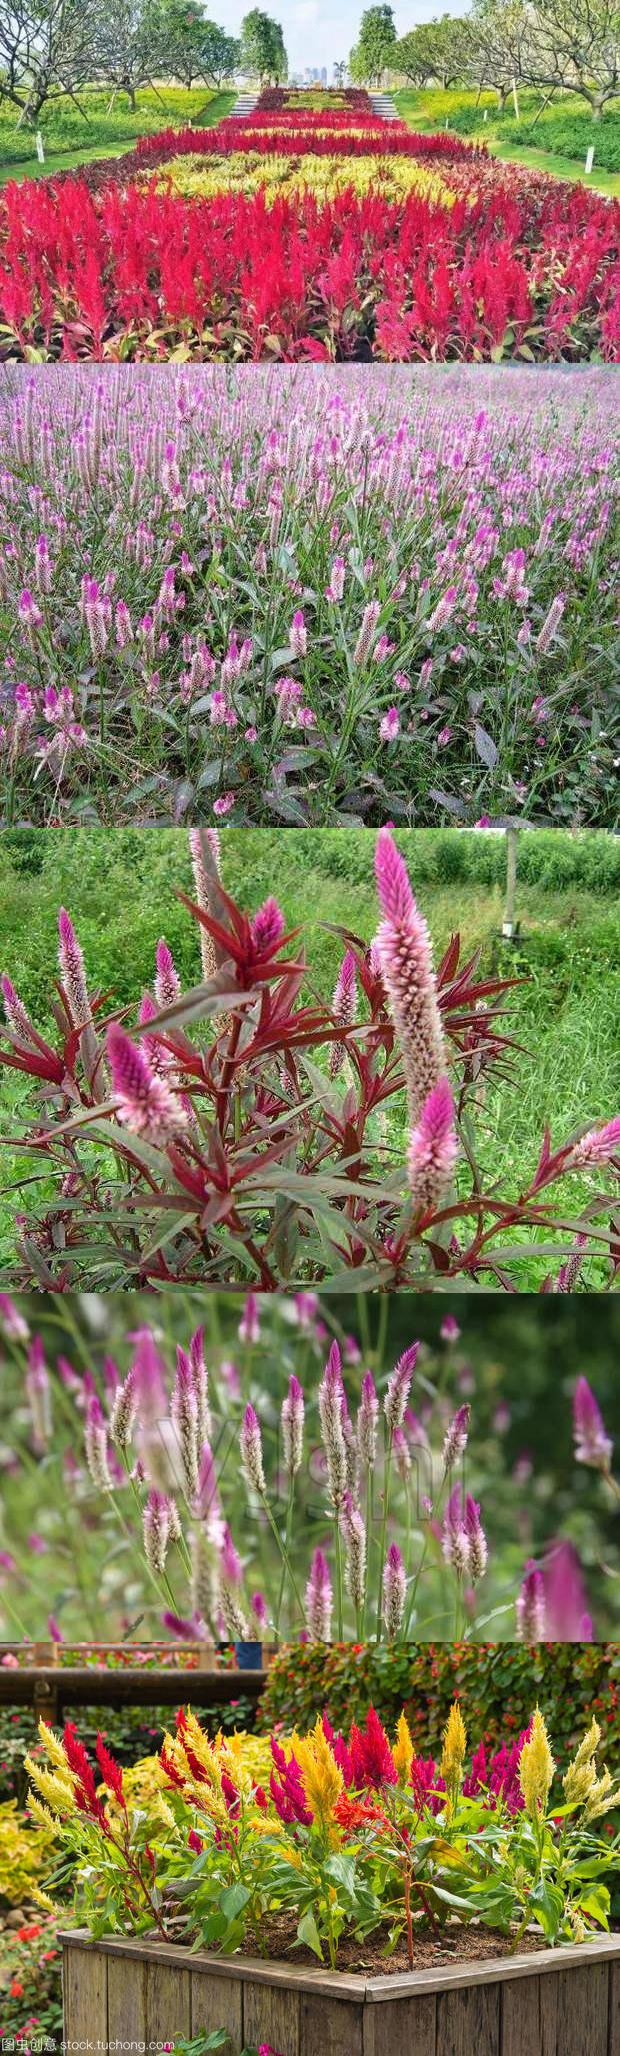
[223,2,468,78]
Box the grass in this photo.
[0,85,235,181]
[0,828,618,1288]
[394,86,620,196]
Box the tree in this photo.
[464,0,530,110]
[0,0,99,126]
[522,0,620,119]
[240,8,287,82]
[160,3,239,90]
[198,19,239,86]
[91,0,163,110]
[350,4,397,84]
[394,15,470,87]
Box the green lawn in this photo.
[394,86,620,197]
[0,85,235,182]
[0,829,618,1287]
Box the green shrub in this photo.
[259,1643,620,1760]
[500,112,620,173]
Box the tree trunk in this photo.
[497,83,508,110]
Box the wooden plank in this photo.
[146,1961,191,2044]
[538,1971,560,2056]
[367,1933,620,2000]
[64,1945,108,2051]
[243,1980,301,2054]
[363,1992,437,2055]
[500,1973,537,2056]
[107,1953,148,2048]
[556,1961,608,2056]
[608,1960,620,2056]
[191,1968,243,2044]
[301,1992,364,2056]
[436,1980,500,2056]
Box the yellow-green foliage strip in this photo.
[150,150,455,207]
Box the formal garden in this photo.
[0,79,618,360]
[1,364,618,830]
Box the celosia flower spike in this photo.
[240,1403,266,1496]
[107,1022,187,1149]
[407,1075,458,1214]
[573,1376,613,1473]
[374,829,446,1123]
[306,1546,332,1641]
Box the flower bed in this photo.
[26,1698,620,2054]
[1,828,619,1291]
[0,87,617,360]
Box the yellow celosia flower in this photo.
[583,1767,620,1822]
[562,1720,601,1809]
[38,1720,71,1772]
[393,1712,414,1786]
[440,1702,467,1801]
[570,1718,601,1769]
[519,1709,555,1821]
[25,1758,77,1816]
[26,1793,60,1835]
[294,1719,343,1835]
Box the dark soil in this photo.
[237,1912,549,1977]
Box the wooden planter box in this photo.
[61,1927,620,2056]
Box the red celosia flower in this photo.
[349,1706,398,1789]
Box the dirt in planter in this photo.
[234,1913,552,1977]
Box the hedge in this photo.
[258,1643,620,1760]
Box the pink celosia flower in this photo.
[573,1376,613,1472]
[357,1371,379,1471]
[407,1075,458,1213]
[442,1403,470,1471]
[384,1343,419,1431]
[374,828,446,1123]
[154,940,181,1010]
[281,1374,304,1476]
[84,1394,113,1492]
[516,1560,547,1642]
[329,949,357,1078]
[305,1545,332,1640]
[571,1117,620,1167]
[240,1403,266,1495]
[107,1023,187,1149]
[382,1542,406,1636]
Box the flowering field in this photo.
[1,365,618,828]
[0,87,618,362]
[1,1293,619,1644]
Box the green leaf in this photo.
[219,1881,251,1921]
[528,1876,565,1940]
[297,1908,324,1959]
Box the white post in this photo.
[585,145,594,174]
[35,130,45,163]
[511,75,519,120]
[502,828,518,939]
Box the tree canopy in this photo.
[240,8,287,82]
